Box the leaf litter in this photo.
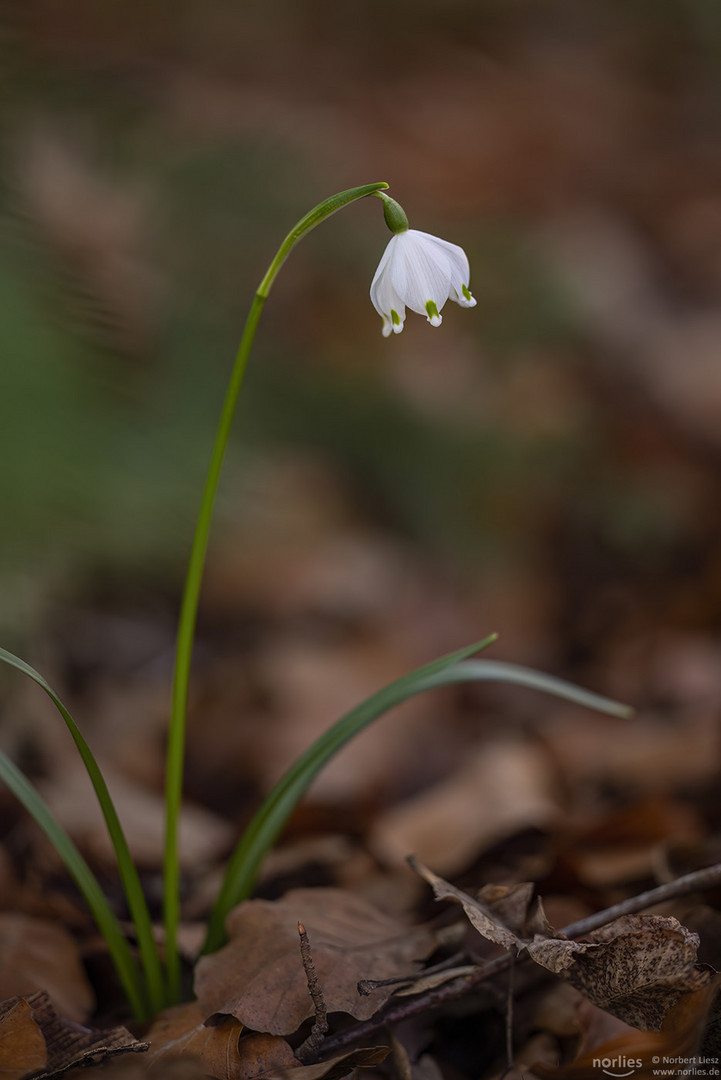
[0,990,146,1079]
[194,887,437,1034]
[410,857,714,1032]
[3,528,721,1077]
[3,3,721,1078]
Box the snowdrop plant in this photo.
[0,183,631,1021]
[370,193,477,336]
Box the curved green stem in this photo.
[163,182,389,1001]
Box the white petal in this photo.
[415,232,471,283]
[416,233,476,309]
[455,292,477,308]
[370,236,407,326]
[369,236,396,316]
[389,231,453,314]
[450,275,477,308]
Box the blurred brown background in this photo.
[1,0,721,845]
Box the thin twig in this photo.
[557,862,721,939]
[358,952,468,996]
[296,922,329,1063]
[315,861,721,1059]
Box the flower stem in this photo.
[162,182,388,1002]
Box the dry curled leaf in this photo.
[194,888,437,1035]
[235,1032,298,1080]
[146,1001,243,1078]
[408,857,521,949]
[477,882,554,938]
[0,989,146,1079]
[527,915,712,1030]
[0,997,46,1080]
[415,860,713,1034]
[477,882,536,934]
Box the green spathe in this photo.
[377,192,410,234]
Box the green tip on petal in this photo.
[459,283,477,308]
[390,309,403,334]
[425,300,442,327]
[382,309,404,336]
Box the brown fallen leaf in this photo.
[0,914,95,1023]
[194,888,437,1035]
[0,996,47,1080]
[371,741,559,875]
[533,978,721,1079]
[533,983,594,1039]
[264,1045,389,1080]
[490,1032,559,1080]
[415,861,713,1033]
[410,865,553,951]
[39,763,232,869]
[540,703,720,794]
[408,857,521,950]
[148,1007,387,1080]
[573,997,643,1061]
[52,1056,207,1079]
[527,915,712,1030]
[146,1001,243,1078]
[477,882,536,933]
[0,989,146,1079]
[477,881,554,938]
[235,1032,298,1080]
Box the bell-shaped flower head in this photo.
[370,195,477,337]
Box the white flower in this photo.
[370,229,477,337]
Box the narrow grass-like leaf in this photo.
[422,659,633,718]
[0,647,165,1015]
[201,634,498,954]
[202,645,631,955]
[0,749,148,1019]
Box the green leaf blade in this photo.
[201,634,498,953]
[0,647,165,1014]
[202,642,631,955]
[0,749,149,1020]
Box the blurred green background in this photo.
[2,0,721,683]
